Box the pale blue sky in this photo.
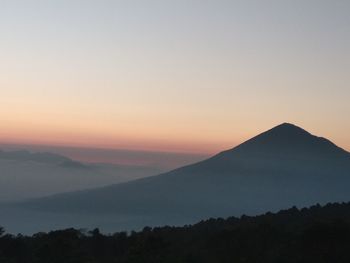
[0,0,349,153]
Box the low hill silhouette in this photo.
[0,149,72,165]
[0,149,162,201]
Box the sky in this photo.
[0,0,349,155]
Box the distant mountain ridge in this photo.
[0,149,163,202]
[0,149,74,165]
[9,123,350,232]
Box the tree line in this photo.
[2,202,350,262]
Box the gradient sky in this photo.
[0,0,349,154]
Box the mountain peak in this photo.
[221,123,349,159]
[259,122,312,139]
[271,122,306,132]
[275,122,305,129]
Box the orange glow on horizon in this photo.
[1,122,349,155]
[1,0,349,159]
[0,124,242,155]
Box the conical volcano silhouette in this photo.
[17,123,350,230]
[213,123,349,161]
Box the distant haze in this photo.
[0,143,209,170]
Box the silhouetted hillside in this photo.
[2,202,350,262]
[14,123,350,231]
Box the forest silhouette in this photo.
[1,202,350,262]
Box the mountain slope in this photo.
[12,123,350,230]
